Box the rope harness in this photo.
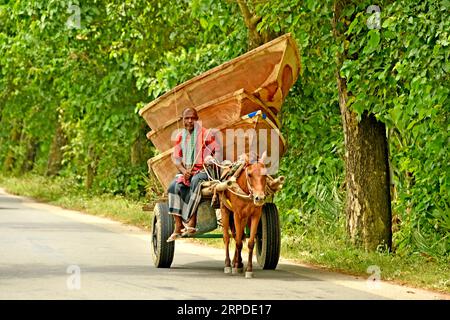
[199,110,283,210]
[202,157,283,211]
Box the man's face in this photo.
[183,109,198,133]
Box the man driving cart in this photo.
[166,107,221,242]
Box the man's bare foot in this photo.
[167,232,182,242]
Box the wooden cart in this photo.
[140,33,301,269]
[150,190,281,269]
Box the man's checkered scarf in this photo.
[181,124,198,168]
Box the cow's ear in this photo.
[249,151,258,164]
[238,153,249,164]
[259,151,267,164]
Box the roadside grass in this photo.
[1,174,448,295]
[0,174,150,230]
[280,226,450,294]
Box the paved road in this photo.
[0,188,447,300]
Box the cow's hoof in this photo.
[232,267,244,274]
[245,271,253,279]
[224,267,232,274]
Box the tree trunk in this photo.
[341,108,392,250]
[237,0,277,50]
[21,137,38,173]
[333,0,392,251]
[46,122,67,176]
[2,124,21,173]
[86,163,95,190]
[131,123,148,166]
[85,145,97,190]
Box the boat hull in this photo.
[139,33,300,131]
[147,89,280,152]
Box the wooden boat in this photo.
[148,112,286,190]
[139,33,301,131]
[146,89,280,152]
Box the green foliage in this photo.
[337,0,450,257]
[0,0,245,200]
[252,0,448,259]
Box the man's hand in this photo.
[205,155,215,165]
[183,170,192,181]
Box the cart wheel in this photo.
[151,202,174,268]
[256,203,280,269]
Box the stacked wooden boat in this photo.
[139,33,301,190]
